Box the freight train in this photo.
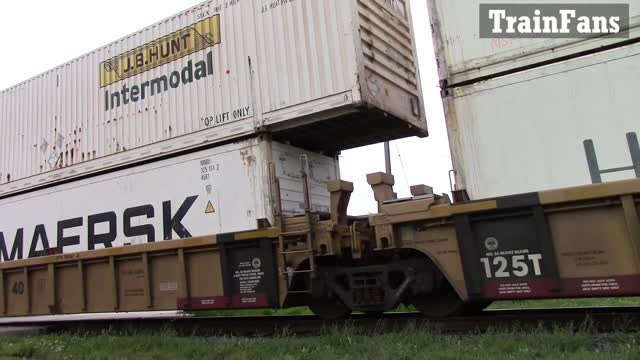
[0,172,639,319]
[1,0,639,321]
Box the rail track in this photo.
[1,307,640,337]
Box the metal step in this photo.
[280,230,310,237]
[280,238,307,244]
[280,249,314,255]
[281,269,315,275]
[287,290,312,294]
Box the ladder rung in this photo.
[280,238,306,244]
[281,249,313,255]
[287,290,312,294]
[281,269,315,275]
[280,230,310,237]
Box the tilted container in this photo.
[0,0,425,198]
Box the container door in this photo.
[272,142,339,216]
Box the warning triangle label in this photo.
[205,201,216,214]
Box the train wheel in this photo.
[410,282,464,318]
[462,301,492,315]
[309,297,352,320]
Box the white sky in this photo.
[0,0,452,215]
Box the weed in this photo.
[1,321,638,360]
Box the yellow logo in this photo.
[100,15,221,88]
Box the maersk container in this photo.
[446,42,640,200]
[0,137,338,263]
[427,0,640,85]
[0,0,425,198]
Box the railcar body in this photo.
[1,175,638,319]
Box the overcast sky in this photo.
[0,0,452,215]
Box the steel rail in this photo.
[1,307,640,337]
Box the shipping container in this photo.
[427,0,640,85]
[445,42,640,200]
[0,136,338,263]
[0,0,425,197]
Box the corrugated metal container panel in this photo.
[260,0,426,150]
[428,0,640,85]
[446,42,640,200]
[255,0,356,117]
[0,0,425,197]
[0,137,338,263]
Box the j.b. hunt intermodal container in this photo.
[0,0,425,198]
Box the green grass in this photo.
[1,326,639,359]
[187,305,419,317]
[187,299,640,318]
[490,297,640,310]
[187,306,312,317]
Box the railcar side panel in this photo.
[449,182,640,301]
[0,231,281,317]
[395,218,468,300]
[85,261,115,313]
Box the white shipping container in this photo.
[428,0,640,85]
[0,137,338,263]
[0,0,425,197]
[446,42,640,200]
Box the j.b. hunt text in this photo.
[104,52,214,111]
